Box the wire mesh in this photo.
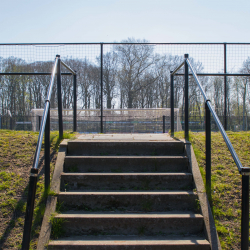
[0,43,250,132]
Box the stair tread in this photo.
[61,173,192,176]
[59,191,196,195]
[49,235,210,245]
[65,156,188,159]
[55,213,203,219]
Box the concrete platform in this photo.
[77,133,174,141]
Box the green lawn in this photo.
[0,130,76,249]
[174,131,250,250]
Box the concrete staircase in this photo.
[47,135,211,249]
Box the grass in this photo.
[174,131,250,250]
[0,129,76,249]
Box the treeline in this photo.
[0,38,250,122]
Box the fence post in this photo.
[241,175,249,250]
[45,106,50,191]
[163,115,165,133]
[10,117,13,130]
[184,54,189,140]
[73,72,77,132]
[224,43,227,130]
[100,43,104,133]
[56,55,63,139]
[170,71,174,137]
[38,116,41,131]
[21,168,38,250]
[205,102,211,201]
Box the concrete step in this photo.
[53,213,204,236]
[67,141,185,156]
[48,236,211,250]
[57,191,198,212]
[61,173,193,191]
[64,156,189,173]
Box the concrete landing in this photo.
[77,133,174,141]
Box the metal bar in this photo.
[241,175,249,250]
[175,73,250,76]
[184,54,189,140]
[205,102,211,201]
[33,57,58,170]
[1,42,250,45]
[163,116,165,133]
[57,55,63,139]
[21,168,38,250]
[186,59,209,101]
[38,116,41,131]
[206,101,245,174]
[45,106,50,190]
[186,58,249,175]
[100,43,103,133]
[10,117,12,130]
[171,61,185,75]
[61,60,76,75]
[73,73,77,132]
[170,71,174,136]
[0,73,71,75]
[224,43,227,130]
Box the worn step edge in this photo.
[55,213,203,219]
[61,173,192,177]
[58,191,196,195]
[48,236,210,249]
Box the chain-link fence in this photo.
[1,43,250,133]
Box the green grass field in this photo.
[0,130,76,249]
[0,130,249,249]
[174,131,250,250]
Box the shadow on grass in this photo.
[0,152,55,249]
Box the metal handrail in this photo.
[32,57,58,170]
[171,56,249,250]
[185,58,250,175]
[61,60,76,75]
[21,56,59,250]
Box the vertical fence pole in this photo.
[100,43,103,133]
[10,117,13,130]
[184,54,189,140]
[205,102,211,201]
[56,55,63,139]
[170,71,174,137]
[38,116,41,131]
[73,72,77,132]
[163,115,165,133]
[21,168,38,250]
[224,43,227,130]
[241,175,249,250]
[45,106,50,191]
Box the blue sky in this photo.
[0,0,249,43]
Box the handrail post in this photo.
[205,101,211,202]
[45,105,50,190]
[241,175,249,250]
[170,71,174,137]
[56,55,63,139]
[224,43,227,130]
[100,43,104,133]
[163,115,165,133]
[21,168,38,250]
[184,54,189,140]
[73,72,77,132]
